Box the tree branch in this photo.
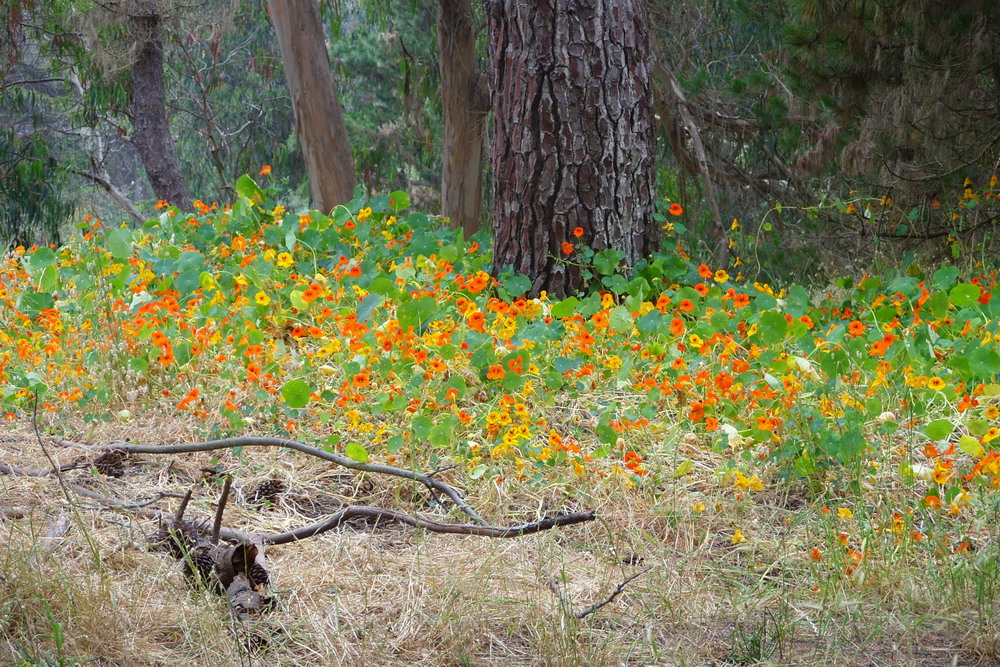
[98,436,491,526]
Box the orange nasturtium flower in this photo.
[259,165,271,175]
[486,364,505,380]
[669,202,684,216]
[572,226,584,238]
[561,242,574,255]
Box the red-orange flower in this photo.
[561,241,574,255]
[669,203,684,216]
[573,226,584,238]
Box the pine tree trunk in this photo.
[129,0,191,211]
[438,0,488,237]
[268,0,356,212]
[487,0,656,297]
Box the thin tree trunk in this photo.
[487,0,656,297]
[438,0,488,237]
[129,0,191,210]
[267,0,356,212]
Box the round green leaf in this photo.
[281,379,312,408]
[924,418,954,441]
[345,442,369,463]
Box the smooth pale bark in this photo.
[267,0,356,212]
[487,0,657,297]
[438,0,488,237]
[129,0,191,210]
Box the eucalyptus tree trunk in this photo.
[438,0,488,237]
[129,0,191,210]
[487,0,657,297]
[268,0,356,212]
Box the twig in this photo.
[546,567,651,619]
[175,488,193,522]
[30,392,74,506]
[91,436,490,526]
[211,474,233,545]
[0,462,86,477]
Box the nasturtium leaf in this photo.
[107,228,133,260]
[593,249,624,275]
[289,290,309,311]
[18,290,53,318]
[38,265,58,292]
[602,274,628,293]
[345,442,370,463]
[950,283,980,308]
[609,305,632,332]
[412,415,433,442]
[444,375,467,397]
[636,311,661,333]
[26,246,55,273]
[429,419,456,448]
[554,356,581,373]
[626,277,651,301]
[969,418,991,437]
[795,450,816,476]
[551,297,580,319]
[235,174,264,203]
[397,297,438,328]
[933,265,959,289]
[958,435,984,457]
[388,190,411,211]
[387,435,404,452]
[501,371,524,392]
[672,459,694,477]
[967,345,1000,378]
[924,419,954,441]
[928,291,950,319]
[356,293,384,323]
[468,464,487,480]
[176,250,205,273]
[757,311,788,345]
[503,273,532,298]
[281,379,312,408]
[367,275,400,299]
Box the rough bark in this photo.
[487,0,657,297]
[129,0,191,210]
[438,0,488,237]
[267,0,356,212]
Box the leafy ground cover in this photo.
[2,174,1000,665]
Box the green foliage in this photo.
[0,127,72,248]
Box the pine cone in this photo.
[247,479,287,507]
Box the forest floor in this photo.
[2,418,996,667]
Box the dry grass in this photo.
[2,419,997,667]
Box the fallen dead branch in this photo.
[64,480,595,544]
[69,436,491,526]
[6,429,599,638]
